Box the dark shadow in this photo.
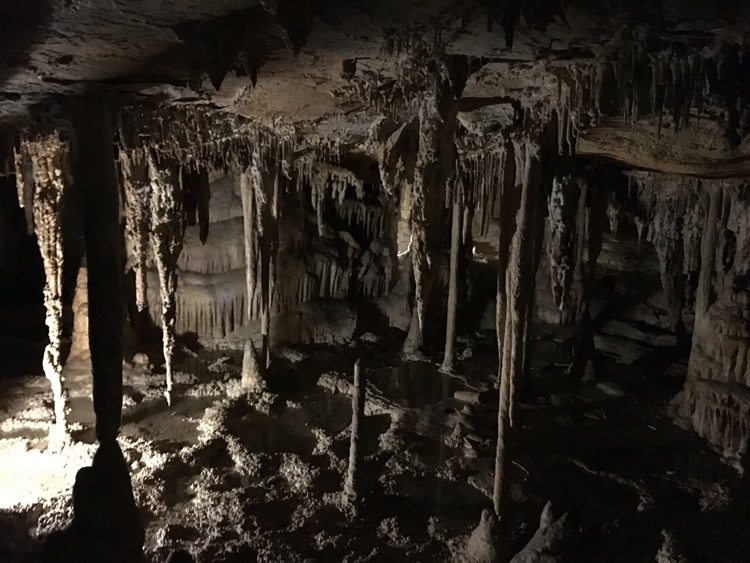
[41,441,144,563]
[0,1,55,90]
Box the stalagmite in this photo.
[148,154,184,406]
[442,193,463,372]
[120,150,151,311]
[15,132,72,446]
[344,359,366,509]
[241,339,264,392]
[494,138,543,517]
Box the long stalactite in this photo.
[15,132,72,447]
[147,154,184,406]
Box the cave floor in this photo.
[1,327,750,562]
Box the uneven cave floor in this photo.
[2,326,750,562]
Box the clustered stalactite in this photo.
[598,39,750,142]
[120,150,151,312]
[119,104,295,173]
[147,154,185,406]
[241,149,281,371]
[14,132,73,445]
[629,172,704,340]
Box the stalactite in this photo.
[181,166,211,244]
[13,146,35,235]
[494,137,543,517]
[459,147,504,238]
[145,268,247,340]
[148,153,184,406]
[120,150,151,311]
[15,133,72,446]
[632,172,704,337]
[241,150,280,367]
[335,199,386,239]
[120,104,296,174]
[296,159,367,237]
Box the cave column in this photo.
[494,138,543,517]
[240,150,279,377]
[70,98,124,443]
[147,155,184,407]
[15,132,73,447]
[442,188,464,372]
[404,67,457,356]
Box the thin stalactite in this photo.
[148,153,184,406]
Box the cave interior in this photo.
[1,1,750,562]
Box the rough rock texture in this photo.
[681,181,750,463]
[510,502,577,563]
[458,509,501,563]
[14,132,72,444]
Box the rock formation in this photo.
[14,131,72,446]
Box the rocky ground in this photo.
[2,318,750,562]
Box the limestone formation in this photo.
[14,132,72,446]
[148,155,184,407]
[458,509,502,563]
[510,502,577,563]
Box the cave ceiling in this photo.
[2,0,750,174]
